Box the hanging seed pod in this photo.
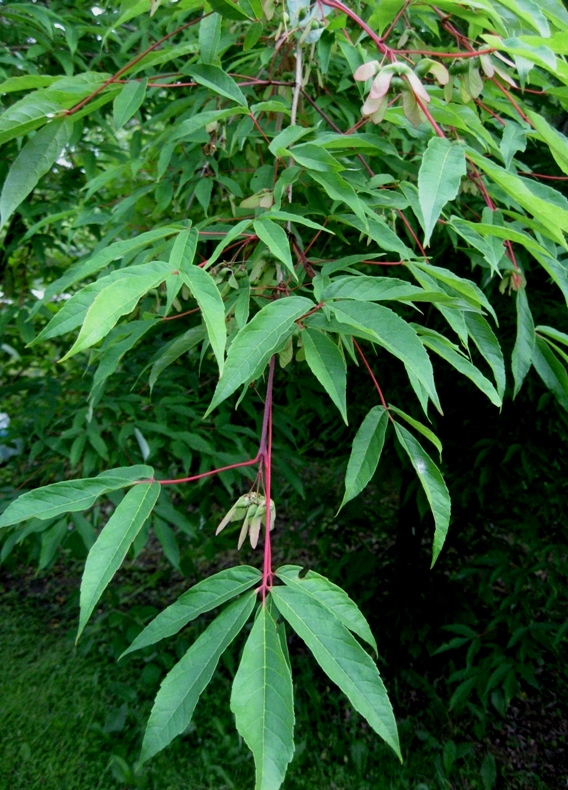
[248,508,264,549]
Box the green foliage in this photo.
[1,0,568,785]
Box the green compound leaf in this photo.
[253,217,295,277]
[275,565,377,655]
[78,482,160,639]
[302,328,348,424]
[0,466,153,529]
[121,566,261,658]
[0,118,73,229]
[140,592,256,764]
[512,288,535,398]
[207,296,313,413]
[393,422,450,566]
[231,605,295,790]
[418,137,466,247]
[341,405,389,509]
[271,585,401,761]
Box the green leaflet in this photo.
[532,250,568,307]
[34,281,114,344]
[500,121,527,170]
[417,138,466,247]
[341,405,389,509]
[269,125,313,157]
[179,261,226,376]
[275,565,377,655]
[536,325,568,348]
[302,328,348,424]
[323,275,460,305]
[527,110,568,176]
[168,108,249,145]
[253,217,295,277]
[393,422,450,566]
[408,261,497,322]
[1,517,57,562]
[310,171,368,227]
[59,262,176,361]
[262,210,331,233]
[231,605,295,790]
[121,566,261,657]
[186,64,248,107]
[408,266,469,346]
[0,95,63,145]
[531,336,568,412]
[0,466,153,529]
[331,301,441,413]
[464,313,506,399]
[166,229,198,314]
[448,218,507,275]
[244,21,263,49]
[153,517,181,571]
[388,405,442,455]
[148,326,206,391]
[467,150,568,246]
[369,0,405,35]
[0,75,58,93]
[199,12,221,64]
[203,219,252,268]
[336,213,415,259]
[38,518,68,571]
[451,217,550,261]
[35,261,175,346]
[0,118,73,229]
[492,0,549,34]
[285,143,344,173]
[418,330,502,407]
[207,0,251,20]
[482,35,558,75]
[113,78,147,129]
[207,297,313,413]
[89,319,157,405]
[78,482,161,638]
[271,585,401,761]
[140,592,256,764]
